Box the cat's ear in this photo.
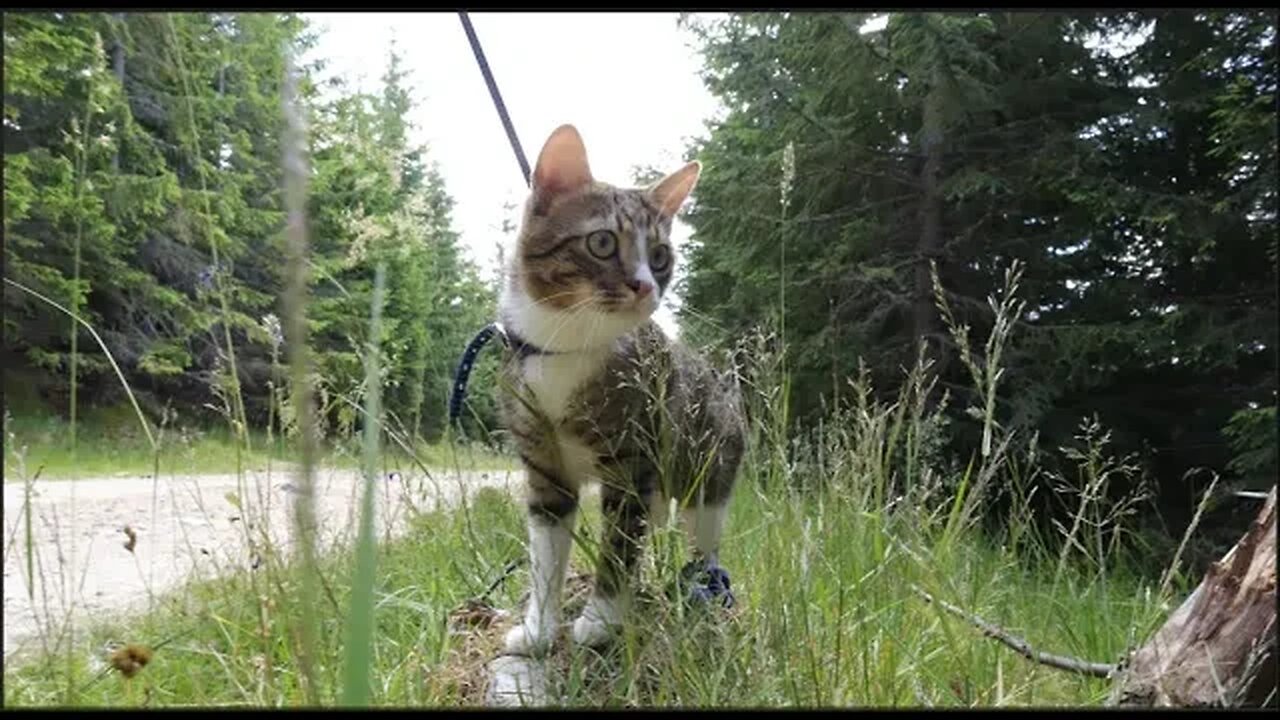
[648,161,701,220]
[532,124,593,211]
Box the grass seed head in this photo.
[109,643,153,679]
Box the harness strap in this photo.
[448,323,501,427]
[447,322,559,428]
[505,327,554,361]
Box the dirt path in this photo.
[2,464,520,662]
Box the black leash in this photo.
[458,12,531,188]
[450,13,532,431]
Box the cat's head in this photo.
[504,124,699,349]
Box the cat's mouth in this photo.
[596,284,658,315]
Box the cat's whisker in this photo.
[675,303,724,329]
[503,288,599,350]
[504,279,593,315]
[541,297,600,353]
[506,283,580,311]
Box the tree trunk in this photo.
[914,60,951,404]
[914,65,944,354]
[1110,486,1277,707]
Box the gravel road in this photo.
[2,464,520,662]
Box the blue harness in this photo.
[448,322,554,428]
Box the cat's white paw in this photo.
[571,613,617,648]
[504,620,555,657]
[571,594,622,648]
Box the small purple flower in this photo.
[197,264,218,290]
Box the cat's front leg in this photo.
[680,501,735,607]
[505,460,579,657]
[682,501,729,567]
[572,472,652,649]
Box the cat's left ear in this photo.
[648,161,701,220]
[532,124,594,214]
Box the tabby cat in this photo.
[497,124,745,656]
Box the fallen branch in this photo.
[1235,490,1271,500]
[912,585,1118,678]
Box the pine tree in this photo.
[678,11,1276,529]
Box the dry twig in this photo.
[912,584,1118,678]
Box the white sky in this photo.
[304,12,727,335]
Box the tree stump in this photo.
[1111,485,1277,707]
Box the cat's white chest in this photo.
[521,350,608,424]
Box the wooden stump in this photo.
[1111,485,1277,707]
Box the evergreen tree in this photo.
[4,11,492,444]
[678,11,1276,522]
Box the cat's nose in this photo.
[628,279,654,299]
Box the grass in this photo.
[2,260,1191,708]
[2,408,515,481]
[2,484,518,707]
[1,462,1172,707]
[322,437,516,476]
[0,37,1216,705]
[4,408,274,480]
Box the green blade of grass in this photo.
[2,279,156,451]
[280,48,321,706]
[342,261,387,707]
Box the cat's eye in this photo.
[585,230,617,259]
[650,243,671,272]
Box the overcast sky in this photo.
[304,12,727,334]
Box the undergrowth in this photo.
[2,408,513,480]
[2,260,1188,708]
[0,24,1209,704]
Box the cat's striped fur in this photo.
[497,125,744,655]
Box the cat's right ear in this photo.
[648,161,701,220]
[532,124,593,214]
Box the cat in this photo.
[496,124,745,657]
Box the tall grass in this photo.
[280,49,321,705]
[340,262,387,705]
[0,16,1200,708]
[0,407,509,482]
[5,246,158,705]
[3,246,1186,707]
[66,48,96,704]
[163,15,251,454]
